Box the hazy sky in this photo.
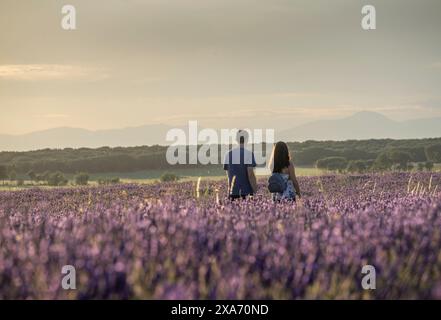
[1,0,440,134]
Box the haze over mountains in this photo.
[1,111,440,151]
[278,111,441,142]
[0,124,175,152]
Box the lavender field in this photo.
[1,173,441,299]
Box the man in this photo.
[223,130,258,200]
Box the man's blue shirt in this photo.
[223,147,256,196]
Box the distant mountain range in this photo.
[0,124,174,151]
[278,111,441,142]
[1,111,440,151]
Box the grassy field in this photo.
[2,164,440,191]
[86,163,441,183]
[0,166,321,190]
[88,166,324,183]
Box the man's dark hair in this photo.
[237,130,248,144]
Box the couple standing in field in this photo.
[223,130,301,201]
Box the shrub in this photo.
[0,165,7,184]
[346,160,369,173]
[425,144,441,162]
[28,170,37,181]
[111,177,120,184]
[316,157,348,173]
[388,150,412,171]
[160,172,180,182]
[373,150,412,172]
[8,170,17,181]
[98,177,120,185]
[425,161,434,171]
[373,152,393,171]
[47,172,68,186]
[41,171,51,181]
[74,172,90,186]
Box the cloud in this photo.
[0,64,109,81]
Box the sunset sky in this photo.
[1,0,440,135]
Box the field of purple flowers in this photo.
[0,172,440,299]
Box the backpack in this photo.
[268,173,287,193]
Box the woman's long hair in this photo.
[269,141,291,173]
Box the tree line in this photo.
[0,139,440,177]
[311,143,440,173]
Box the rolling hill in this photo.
[278,111,441,141]
[0,124,174,151]
[1,111,440,151]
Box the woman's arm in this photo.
[288,161,301,198]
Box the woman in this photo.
[268,141,301,201]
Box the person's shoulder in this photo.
[226,147,239,154]
[224,149,232,162]
[242,147,254,155]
